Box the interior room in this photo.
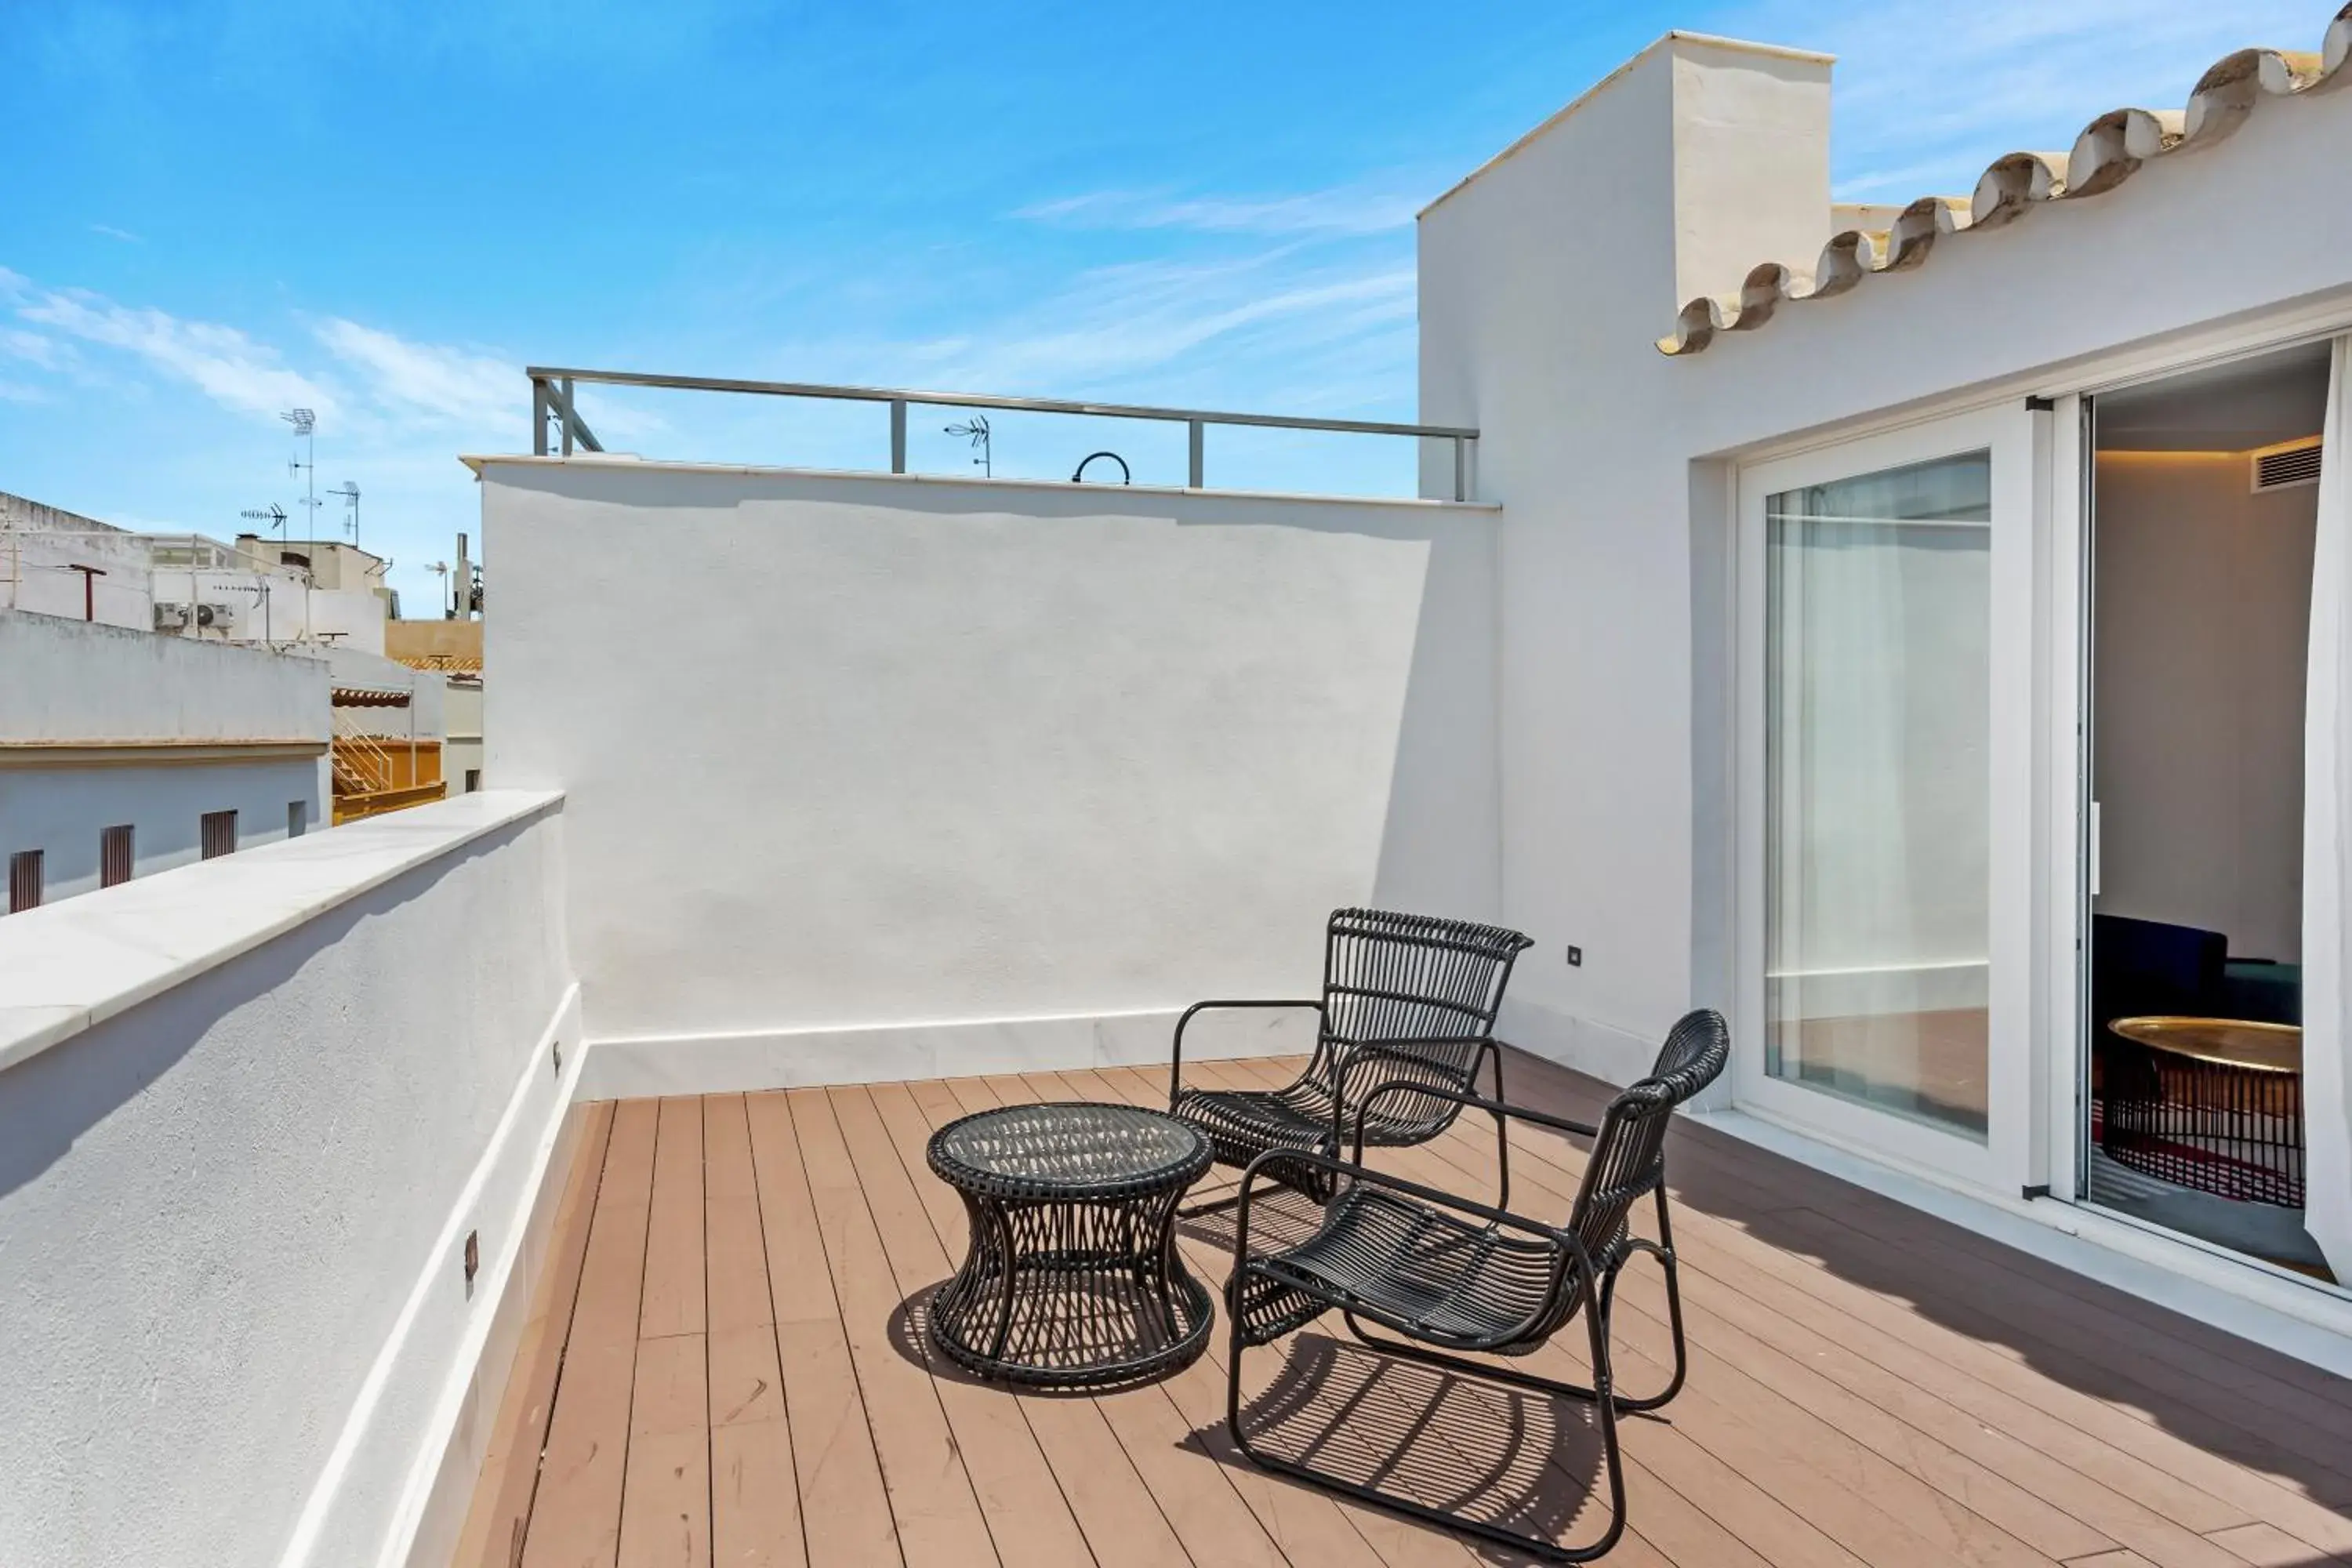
[2089,340,2332,1279]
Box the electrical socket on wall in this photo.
[1566,946,1583,967]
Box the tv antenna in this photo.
[325,481,360,550]
[281,408,319,538]
[240,503,289,538]
[946,414,992,477]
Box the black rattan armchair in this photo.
[1221,1008,1730,1563]
[1167,908,1534,1210]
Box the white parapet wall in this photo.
[0,790,577,1568]
[477,459,1503,1093]
[0,605,331,742]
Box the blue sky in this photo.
[0,0,2326,611]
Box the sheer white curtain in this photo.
[1765,456,1992,1137]
[2302,334,2352,1282]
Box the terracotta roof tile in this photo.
[1659,5,2352,356]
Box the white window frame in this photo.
[1734,402,2045,1192]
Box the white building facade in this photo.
[2,492,394,655]
[0,610,330,909]
[1417,24,2352,1287]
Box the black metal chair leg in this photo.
[1602,1250,1687,1414]
[1481,1038,1513,1211]
[1592,1193,1690,1414]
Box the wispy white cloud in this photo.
[0,326,70,370]
[911,252,1412,392]
[1704,0,2325,198]
[310,317,514,430]
[0,379,47,405]
[5,274,545,439]
[890,177,1430,416]
[20,286,336,421]
[89,223,143,244]
[1017,181,1424,238]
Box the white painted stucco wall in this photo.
[482,460,1500,1084]
[0,608,331,742]
[1417,29,2352,1081]
[445,678,484,790]
[0,792,575,1568]
[285,583,391,656]
[2,492,172,629]
[1,612,332,902]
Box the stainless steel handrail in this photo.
[526,366,1478,501]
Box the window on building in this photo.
[464,769,482,793]
[288,800,307,838]
[100,826,134,888]
[201,811,238,860]
[8,850,42,914]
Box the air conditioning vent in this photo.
[151,601,191,632]
[2251,437,2323,494]
[196,601,239,629]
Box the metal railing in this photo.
[527,366,1480,502]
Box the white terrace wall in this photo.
[1418,29,2352,1083]
[481,461,1501,1091]
[0,793,578,1568]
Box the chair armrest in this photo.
[1170,999,1323,1103]
[1350,1074,1599,1212]
[1351,1077,1595,1160]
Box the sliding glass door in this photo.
[1764,451,1993,1137]
[1738,407,2041,1186]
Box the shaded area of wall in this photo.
[0,793,574,1568]
[4,757,321,900]
[2095,452,2318,961]
[483,461,1501,1050]
[0,606,331,742]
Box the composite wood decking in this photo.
[453,1050,2352,1568]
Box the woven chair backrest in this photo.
[1309,908,1534,1091]
[1556,1010,1729,1304]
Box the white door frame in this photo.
[2040,393,2089,1204]
[1733,401,2047,1192]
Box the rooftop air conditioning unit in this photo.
[196,601,239,630]
[151,601,191,632]
[2251,437,2323,494]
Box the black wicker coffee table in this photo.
[926,1102,1215,1388]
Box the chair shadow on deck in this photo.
[1499,1047,2352,1519]
[1203,1330,1613,1563]
[887,1170,1618,1561]
[1175,1178,1325,1256]
[886,1284,1612,1559]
